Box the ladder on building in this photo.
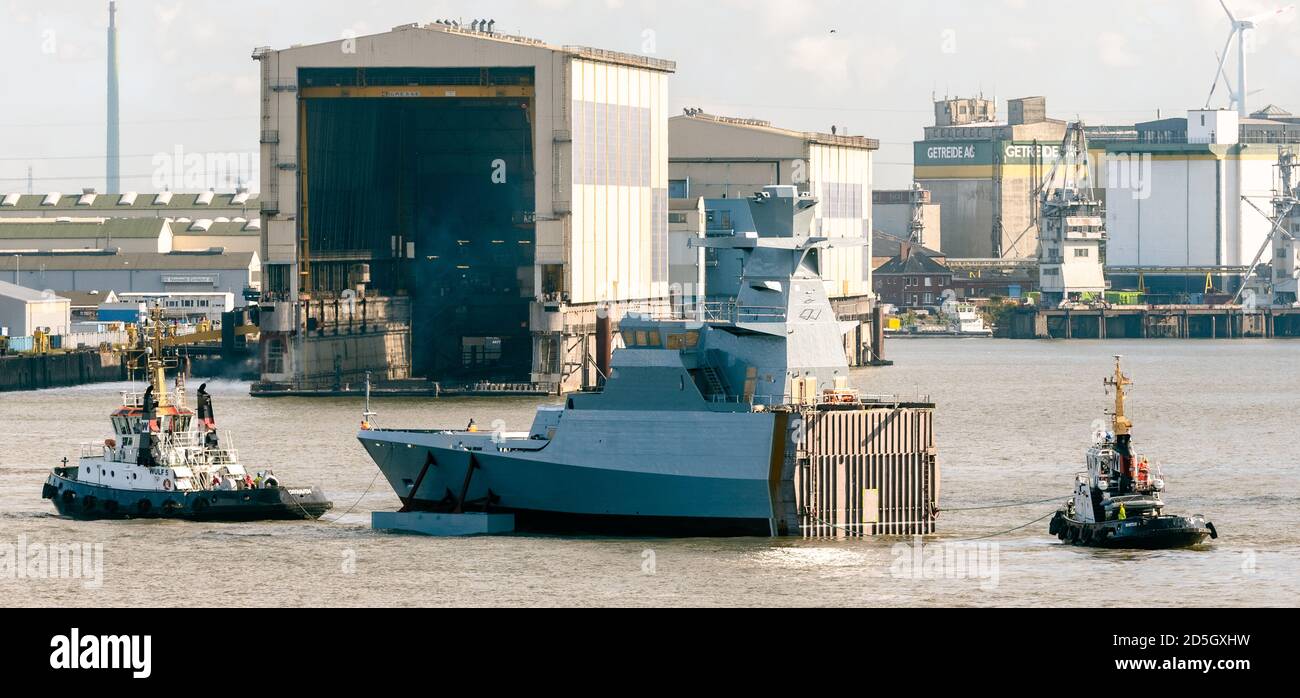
[700,365,728,401]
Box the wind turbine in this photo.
[1205,1,1296,118]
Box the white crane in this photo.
[1205,1,1295,118]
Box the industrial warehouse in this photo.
[251,23,676,393]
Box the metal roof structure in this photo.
[269,22,676,74]
[172,220,261,235]
[0,218,168,239]
[671,111,880,150]
[0,191,260,211]
[3,251,256,271]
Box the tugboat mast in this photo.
[145,306,170,408]
[1104,355,1132,436]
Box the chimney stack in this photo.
[106,1,120,194]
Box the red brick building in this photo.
[873,244,954,308]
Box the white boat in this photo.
[41,308,332,521]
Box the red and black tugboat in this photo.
[41,308,332,521]
[1048,357,1218,549]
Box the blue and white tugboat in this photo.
[42,309,332,521]
[1048,357,1217,549]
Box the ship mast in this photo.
[146,306,170,408]
[1104,355,1132,436]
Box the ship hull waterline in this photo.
[1051,511,1216,550]
[359,421,783,538]
[42,472,333,522]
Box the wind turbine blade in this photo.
[1205,33,1236,108]
[1243,4,1295,25]
[1219,0,1237,22]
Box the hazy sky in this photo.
[3,0,1299,192]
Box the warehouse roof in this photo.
[267,22,676,73]
[0,218,168,239]
[56,289,118,307]
[172,219,262,235]
[671,111,879,150]
[0,191,260,211]
[0,279,68,302]
[3,251,257,271]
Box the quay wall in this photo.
[0,350,125,392]
[1006,307,1300,340]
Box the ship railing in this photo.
[206,448,241,466]
[119,390,146,408]
[699,301,787,324]
[79,443,108,459]
[163,430,205,449]
[623,300,788,324]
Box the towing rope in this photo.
[320,469,382,525]
[951,510,1058,543]
[937,496,1064,513]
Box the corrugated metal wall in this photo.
[568,59,669,305]
[809,144,872,297]
[795,407,938,538]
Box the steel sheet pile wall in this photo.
[796,406,938,538]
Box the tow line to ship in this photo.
[807,495,1067,540]
[951,510,1058,543]
[936,496,1063,513]
[317,469,383,525]
[311,448,391,524]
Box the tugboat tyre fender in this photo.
[83,495,96,512]
[1207,522,1218,540]
[136,499,152,515]
[192,497,210,513]
[1049,513,1063,536]
[62,490,76,503]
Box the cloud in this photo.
[1097,31,1138,67]
[786,33,902,93]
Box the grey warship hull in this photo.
[360,410,784,536]
[359,186,941,538]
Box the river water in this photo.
[2,339,1296,607]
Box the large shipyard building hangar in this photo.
[254,24,673,392]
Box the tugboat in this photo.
[41,308,332,521]
[1048,357,1217,549]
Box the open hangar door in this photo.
[301,68,536,381]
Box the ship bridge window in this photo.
[666,330,700,350]
[621,330,636,346]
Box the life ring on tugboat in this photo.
[162,479,174,491]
